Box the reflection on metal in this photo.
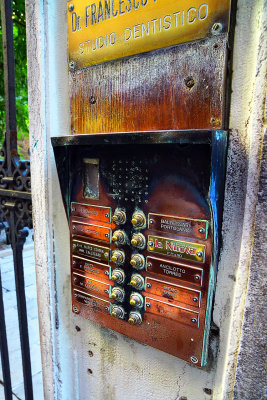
[68,0,231,67]
[145,296,200,327]
[72,256,110,280]
[72,239,110,262]
[148,213,208,239]
[72,220,112,243]
[73,288,110,313]
[53,131,228,367]
[146,257,203,286]
[73,272,111,298]
[0,1,33,399]
[145,276,201,307]
[71,202,112,223]
[148,235,206,263]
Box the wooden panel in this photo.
[70,34,228,134]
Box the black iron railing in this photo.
[0,0,33,399]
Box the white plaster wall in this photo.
[25,0,266,399]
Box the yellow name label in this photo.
[68,0,231,68]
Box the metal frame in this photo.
[0,0,33,399]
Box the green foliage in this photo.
[0,0,29,157]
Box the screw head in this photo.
[190,356,198,364]
[73,306,79,313]
[149,220,153,224]
[185,76,195,89]
[196,251,203,258]
[148,241,154,247]
[147,262,152,268]
[69,60,77,71]
[211,22,223,34]
[146,303,151,308]
[199,228,205,234]
[194,275,201,281]
[191,318,197,324]
[146,283,152,288]
[193,297,198,303]
[68,4,74,12]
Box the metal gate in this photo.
[0,1,33,399]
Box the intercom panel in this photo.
[52,131,227,367]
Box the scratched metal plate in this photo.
[148,213,208,239]
[68,0,231,68]
[70,34,228,133]
[72,239,110,262]
[146,257,204,286]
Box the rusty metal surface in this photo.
[68,0,231,68]
[70,34,228,134]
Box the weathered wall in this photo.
[25,0,266,399]
[234,132,267,399]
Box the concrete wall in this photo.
[25,0,266,399]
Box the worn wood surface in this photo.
[70,34,228,134]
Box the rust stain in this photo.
[70,35,228,134]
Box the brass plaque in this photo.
[146,257,203,286]
[71,202,111,223]
[72,256,110,280]
[72,239,110,262]
[73,288,110,314]
[72,221,112,243]
[145,277,201,307]
[148,213,208,239]
[68,0,231,68]
[73,273,111,298]
[145,296,199,327]
[148,235,206,263]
